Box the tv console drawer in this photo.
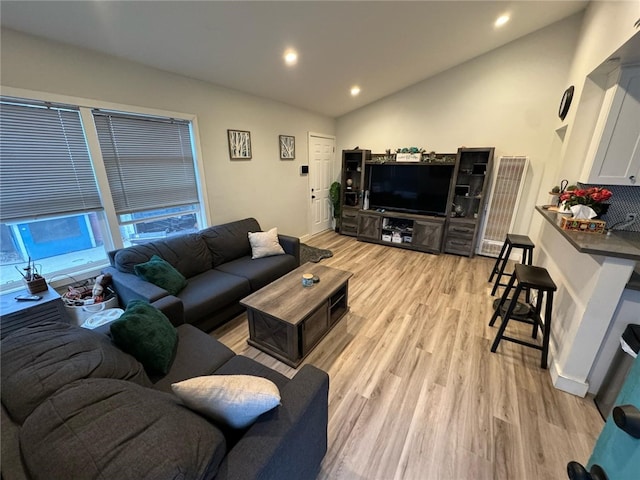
[446,222,475,238]
[445,237,474,256]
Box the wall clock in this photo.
[558,85,574,121]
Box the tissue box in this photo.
[560,217,606,234]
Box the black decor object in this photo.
[559,85,575,120]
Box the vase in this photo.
[595,203,610,219]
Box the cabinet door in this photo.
[357,213,381,241]
[582,67,640,185]
[412,219,444,252]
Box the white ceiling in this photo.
[1,1,588,117]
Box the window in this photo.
[0,97,207,291]
[0,99,108,288]
[93,111,202,246]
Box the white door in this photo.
[308,133,335,235]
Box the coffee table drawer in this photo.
[302,302,329,355]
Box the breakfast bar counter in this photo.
[535,206,640,261]
[533,206,640,397]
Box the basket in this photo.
[24,276,48,294]
[560,216,606,234]
[65,295,119,326]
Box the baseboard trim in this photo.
[550,360,589,397]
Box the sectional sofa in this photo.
[104,218,300,331]
[1,321,329,480]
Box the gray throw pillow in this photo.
[20,378,226,480]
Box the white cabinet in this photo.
[580,66,640,186]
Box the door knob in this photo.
[613,404,640,438]
[567,461,608,480]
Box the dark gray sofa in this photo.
[104,218,300,332]
[1,321,329,480]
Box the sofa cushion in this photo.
[20,378,226,480]
[172,375,281,429]
[216,254,298,290]
[110,300,178,375]
[113,233,212,277]
[178,270,251,324]
[1,322,149,424]
[248,227,285,259]
[151,324,236,393]
[200,218,261,267]
[216,355,291,391]
[134,254,188,295]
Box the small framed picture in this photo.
[279,135,295,160]
[228,129,252,160]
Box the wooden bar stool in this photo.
[488,233,535,297]
[489,263,557,369]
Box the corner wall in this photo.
[336,15,583,236]
[0,28,335,237]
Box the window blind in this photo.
[0,99,103,222]
[93,111,199,216]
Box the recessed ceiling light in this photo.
[495,14,510,27]
[284,49,298,66]
[350,86,361,96]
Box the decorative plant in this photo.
[396,147,425,154]
[329,182,341,229]
[551,185,561,194]
[560,187,613,215]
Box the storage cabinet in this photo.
[444,147,494,257]
[580,66,640,185]
[413,219,445,253]
[340,149,370,236]
[357,212,381,241]
[356,210,445,254]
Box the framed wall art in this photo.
[279,135,295,160]
[228,129,252,159]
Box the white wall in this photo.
[0,28,335,237]
[554,0,640,184]
[336,14,583,235]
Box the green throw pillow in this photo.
[134,255,187,295]
[110,300,178,375]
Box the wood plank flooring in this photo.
[213,231,603,479]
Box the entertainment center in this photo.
[339,147,494,257]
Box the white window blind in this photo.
[0,99,103,222]
[93,111,199,216]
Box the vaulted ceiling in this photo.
[1,1,588,117]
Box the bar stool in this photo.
[489,263,557,369]
[488,233,535,297]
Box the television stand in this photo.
[356,210,445,254]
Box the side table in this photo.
[0,286,68,339]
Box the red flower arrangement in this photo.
[560,187,613,215]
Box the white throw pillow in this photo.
[248,227,285,259]
[171,375,281,429]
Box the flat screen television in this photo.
[368,163,454,216]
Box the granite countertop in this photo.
[536,206,640,291]
[536,206,640,290]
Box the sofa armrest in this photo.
[216,364,329,480]
[103,266,169,305]
[151,295,185,327]
[278,234,300,266]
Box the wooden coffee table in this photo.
[240,262,353,367]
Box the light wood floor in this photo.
[213,231,603,479]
